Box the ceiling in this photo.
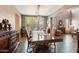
[14,5,64,16]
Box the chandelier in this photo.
[36,5,40,16]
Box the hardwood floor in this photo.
[15,34,77,53]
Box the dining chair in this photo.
[26,30,37,53]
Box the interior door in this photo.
[15,14,19,30]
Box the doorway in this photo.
[15,14,19,30]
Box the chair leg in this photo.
[27,41,30,53]
[27,44,29,53]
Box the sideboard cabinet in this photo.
[0,30,20,53]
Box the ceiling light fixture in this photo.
[36,5,40,16]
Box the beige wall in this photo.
[48,5,79,34]
[0,5,21,30]
[48,5,79,29]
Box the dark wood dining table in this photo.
[27,31,63,53]
[30,35,63,45]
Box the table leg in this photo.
[54,42,56,53]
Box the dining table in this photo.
[30,30,63,45]
[27,30,63,53]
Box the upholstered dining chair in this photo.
[26,29,37,53]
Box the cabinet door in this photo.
[0,38,8,50]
